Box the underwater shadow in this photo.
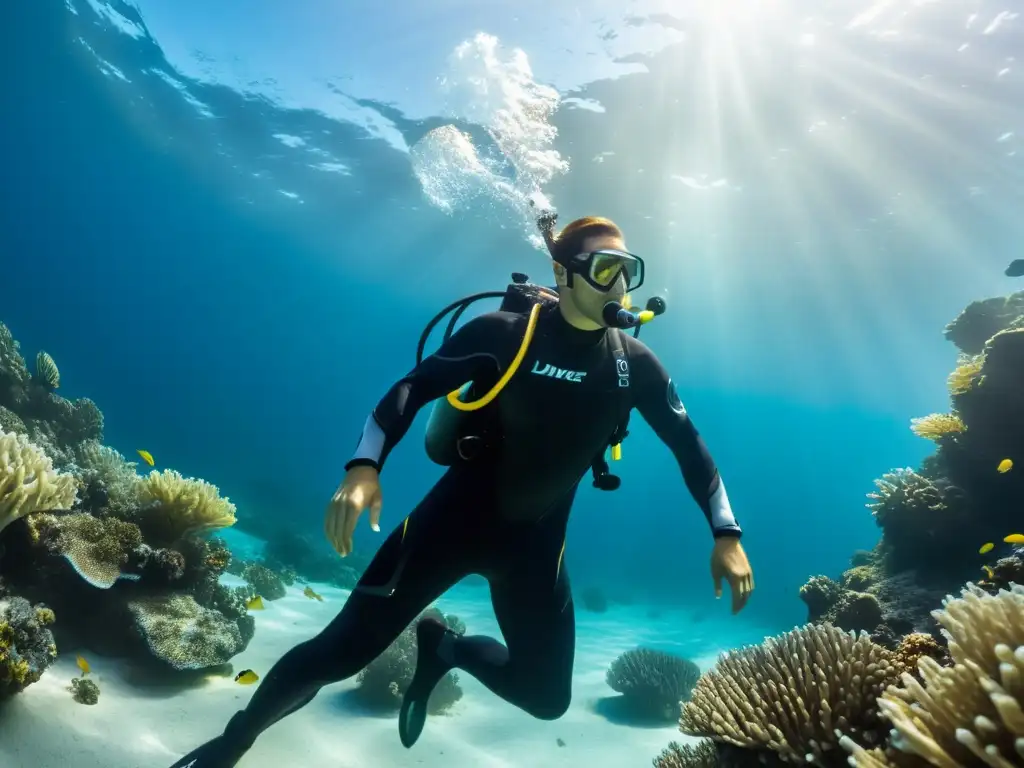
[589,695,677,729]
[329,688,401,721]
[114,660,236,699]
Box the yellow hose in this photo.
[446,303,542,412]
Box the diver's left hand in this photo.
[710,537,754,614]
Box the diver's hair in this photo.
[550,216,623,265]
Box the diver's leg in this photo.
[399,501,574,747]
[168,472,478,768]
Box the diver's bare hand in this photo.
[325,465,383,557]
[710,537,754,614]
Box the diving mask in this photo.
[566,249,645,293]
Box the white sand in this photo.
[0,577,778,768]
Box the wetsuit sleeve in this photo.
[630,343,742,539]
[344,312,516,473]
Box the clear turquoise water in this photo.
[1,1,1021,765]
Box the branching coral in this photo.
[75,441,141,516]
[0,322,31,407]
[679,623,902,766]
[608,648,701,721]
[354,608,466,714]
[843,583,1024,768]
[136,469,236,545]
[654,740,721,768]
[0,429,78,535]
[0,596,58,700]
[909,413,965,441]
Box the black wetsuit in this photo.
[171,306,741,767]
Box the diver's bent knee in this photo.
[526,690,571,721]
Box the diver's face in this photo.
[558,234,629,326]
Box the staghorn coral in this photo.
[0,429,78,535]
[127,593,249,671]
[654,739,721,768]
[33,351,59,390]
[842,583,1024,768]
[909,413,965,441]
[607,648,701,721]
[0,596,58,700]
[69,676,99,705]
[354,608,465,714]
[679,623,902,766]
[136,469,236,545]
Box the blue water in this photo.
[1,0,1022,765]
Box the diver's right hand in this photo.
[325,465,383,557]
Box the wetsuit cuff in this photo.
[344,458,381,473]
[712,527,742,540]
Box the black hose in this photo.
[416,291,506,364]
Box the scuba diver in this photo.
[168,214,755,768]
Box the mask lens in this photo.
[588,251,641,290]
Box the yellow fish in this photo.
[982,565,995,579]
[76,655,90,675]
[234,669,259,685]
[303,586,323,602]
[1003,533,1024,544]
[245,595,264,611]
[997,458,1013,473]
[136,449,155,467]
[979,542,995,554]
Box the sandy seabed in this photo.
[0,573,778,768]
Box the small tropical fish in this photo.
[137,449,155,467]
[245,595,264,611]
[1004,533,1024,544]
[997,458,1013,473]
[234,669,259,685]
[303,586,323,602]
[979,542,995,554]
[76,655,90,675]
[982,565,995,579]
[1006,259,1024,277]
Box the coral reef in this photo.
[128,593,247,671]
[0,320,260,684]
[241,562,287,601]
[842,583,1024,768]
[69,676,99,705]
[354,608,465,714]
[606,647,701,721]
[653,740,720,768]
[678,623,902,766]
[0,595,57,700]
[800,290,1024,646]
[260,529,365,589]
